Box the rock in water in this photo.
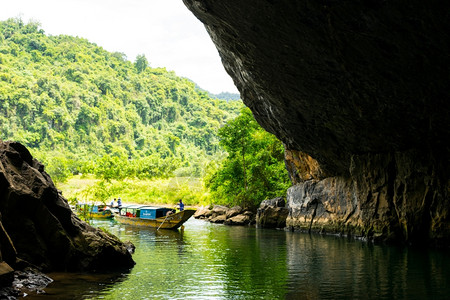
[256,197,289,229]
[0,141,135,272]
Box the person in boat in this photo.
[117,197,123,214]
[178,199,184,211]
[110,198,116,207]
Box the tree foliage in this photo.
[0,18,242,182]
[205,107,290,208]
[134,54,149,73]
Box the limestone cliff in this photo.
[286,150,449,245]
[183,0,450,245]
[0,141,135,279]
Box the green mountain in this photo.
[209,92,241,101]
[0,18,242,181]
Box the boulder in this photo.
[0,141,135,272]
[224,214,252,226]
[209,214,226,224]
[226,206,243,219]
[256,197,289,229]
[193,207,210,219]
[212,205,228,216]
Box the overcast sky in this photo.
[0,0,239,94]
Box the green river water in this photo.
[29,218,449,299]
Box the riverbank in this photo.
[57,175,207,207]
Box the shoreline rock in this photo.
[194,205,256,226]
[0,141,135,295]
[194,200,287,229]
[256,197,289,229]
[285,151,450,247]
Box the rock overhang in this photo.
[183,0,450,175]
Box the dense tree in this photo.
[0,18,288,208]
[205,107,290,208]
[0,18,242,182]
[134,54,149,73]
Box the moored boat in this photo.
[114,204,195,229]
[75,203,114,219]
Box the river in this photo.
[29,218,449,299]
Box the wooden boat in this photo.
[75,203,114,219]
[114,205,195,229]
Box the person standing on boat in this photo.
[178,199,184,211]
[110,198,116,207]
[117,197,123,214]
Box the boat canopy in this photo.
[75,203,107,213]
[120,205,175,219]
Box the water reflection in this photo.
[23,219,450,299]
[31,272,128,299]
[284,233,450,300]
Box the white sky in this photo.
[0,0,239,94]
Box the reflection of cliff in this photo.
[183,1,449,245]
[0,141,134,284]
[284,233,449,299]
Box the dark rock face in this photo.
[0,141,135,274]
[183,1,450,244]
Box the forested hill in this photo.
[0,18,242,181]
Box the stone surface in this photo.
[256,197,289,229]
[212,205,228,215]
[183,1,450,245]
[193,206,256,226]
[207,205,229,222]
[224,214,252,226]
[286,150,450,245]
[0,141,135,273]
[193,207,210,219]
[284,149,325,184]
[12,267,53,294]
[225,206,243,219]
[209,214,226,224]
[259,197,285,209]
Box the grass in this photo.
[57,175,210,207]
[56,174,99,200]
